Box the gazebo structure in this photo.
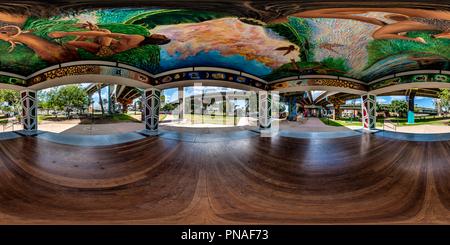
[0,0,450,226]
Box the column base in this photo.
[260,128,279,137]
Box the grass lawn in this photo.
[38,115,55,122]
[388,116,450,127]
[319,117,383,127]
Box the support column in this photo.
[143,88,161,131]
[259,91,272,130]
[407,88,418,124]
[326,96,344,121]
[361,94,377,130]
[178,87,185,120]
[259,91,279,136]
[288,98,297,121]
[20,89,37,131]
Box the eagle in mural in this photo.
[274,45,297,56]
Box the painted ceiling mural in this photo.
[0,2,450,88]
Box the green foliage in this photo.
[24,18,89,42]
[262,58,348,81]
[97,23,151,36]
[0,17,163,74]
[126,9,235,29]
[438,88,450,112]
[162,103,176,111]
[432,98,443,114]
[46,84,89,115]
[376,101,385,112]
[264,17,313,61]
[0,19,50,75]
[112,113,140,122]
[278,102,286,112]
[388,100,408,115]
[320,57,348,72]
[365,30,450,71]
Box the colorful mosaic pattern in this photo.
[270,79,366,92]
[326,97,345,120]
[28,65,151,86]
[144,88,161,131]
[154,70,266,89]
[0,75,27,86]
[362,94,376,130]
[21,89,37,131]
[369,74,450,91]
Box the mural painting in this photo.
[0,7,449,88]
[369,74,450,91]
[270,79,367,91]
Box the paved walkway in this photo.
[0,117,379,135]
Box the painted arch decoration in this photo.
[0,4,449,90]
[369,73,450,91]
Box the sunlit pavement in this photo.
[2,116,450,135]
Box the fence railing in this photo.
[383,118,396,132]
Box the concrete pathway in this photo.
[2,116,450,135]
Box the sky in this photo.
[346,96,435,109]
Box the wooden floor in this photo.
[0,133,450,224]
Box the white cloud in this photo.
[390,96,406,101]
[377,98,387,103]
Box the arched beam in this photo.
[27,74,154,91]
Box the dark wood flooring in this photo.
[0,133,450,224]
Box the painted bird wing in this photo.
[274,47,290,50]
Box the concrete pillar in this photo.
[143,88,161,131]
[361,94,376,130]
[20,89,37,131]
[259,91,279,135]
[288,98,297,121]
[178,87,185,120]
[407,88,418,124]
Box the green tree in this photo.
[388,100,408,117]
[376,101,385,112]
[278,102,286,112]
[432,98,443,115]
[0,89,21,121]
[48,84,89,118]
[438,89,450,113]
[162,103,176,111]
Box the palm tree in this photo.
[96,84,105,118]
[432,98,443,115]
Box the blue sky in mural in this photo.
[159,49,272,76]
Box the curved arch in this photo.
[269,78,368,95]
[27,74,154,91]
[369,72,450,95]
